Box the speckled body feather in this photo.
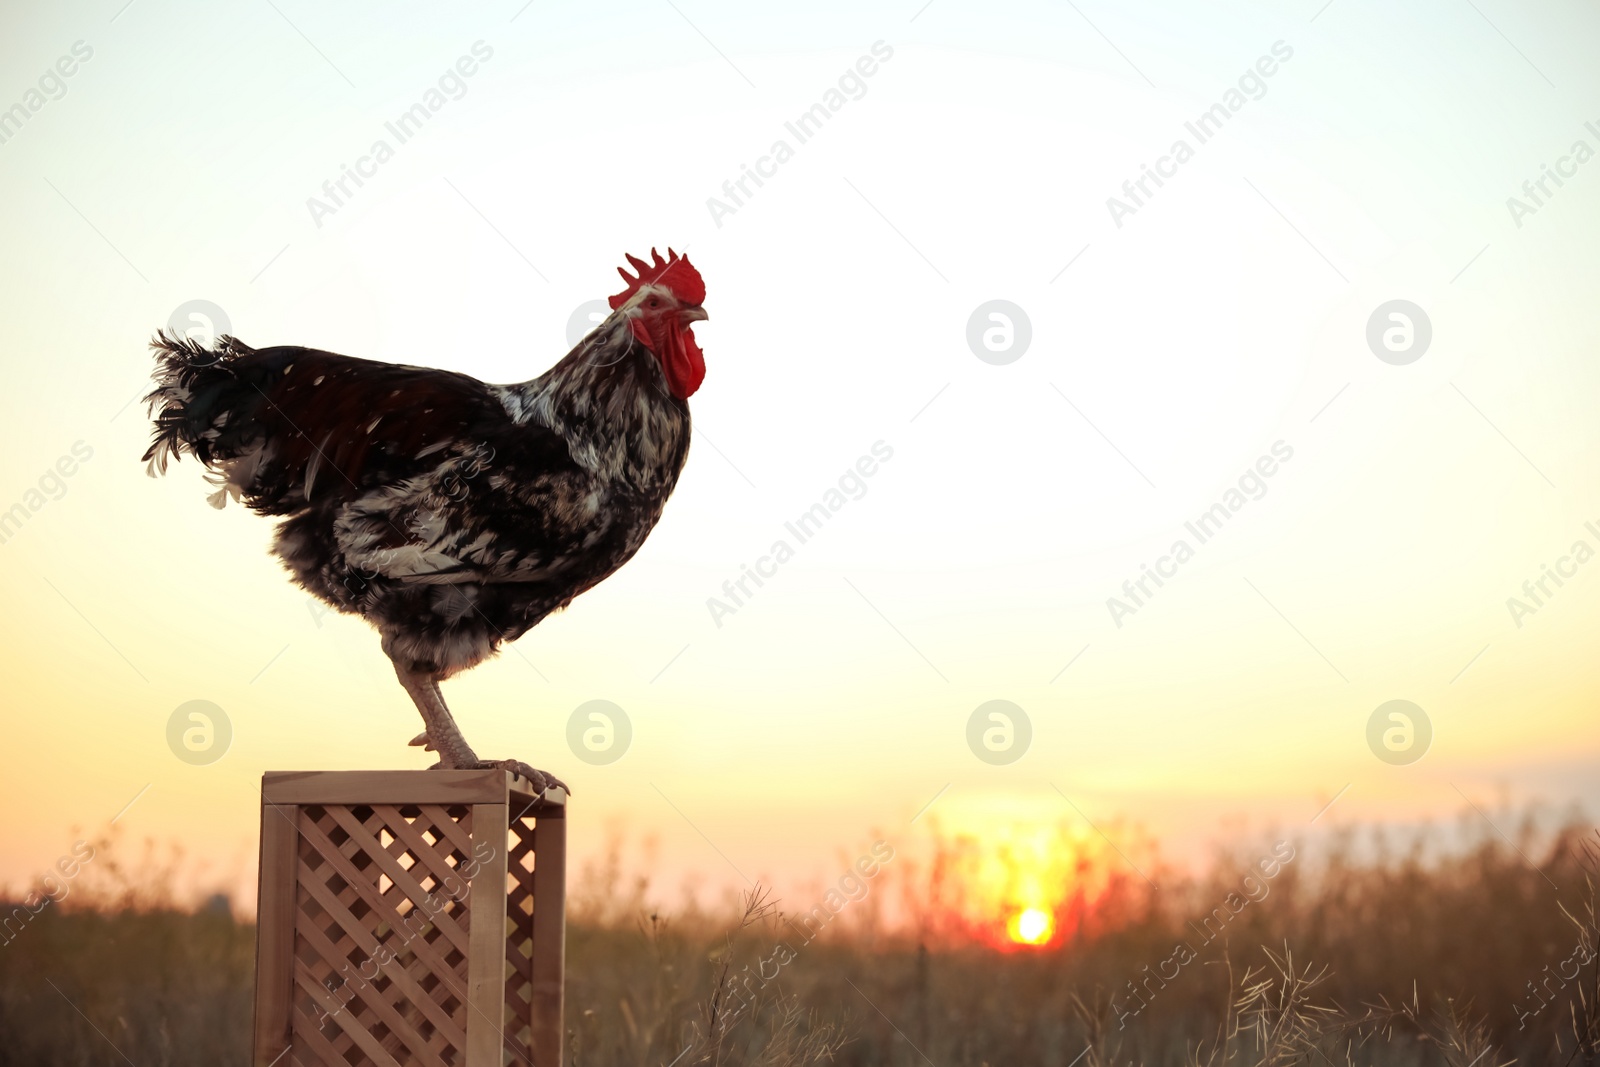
[144,315,691,677]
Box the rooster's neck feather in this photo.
[492,317,689,489]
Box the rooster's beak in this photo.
[681,306,709,323]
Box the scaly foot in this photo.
[453,758,570,796]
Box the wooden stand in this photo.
[251,770,567,1067]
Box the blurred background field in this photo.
[1,807,1596,1067]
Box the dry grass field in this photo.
[1,812,1597,1067]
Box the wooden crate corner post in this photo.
[251,770,567,1067]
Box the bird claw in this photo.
[481,758,571,797]
[408,731,437,752]
[427,757,570,797]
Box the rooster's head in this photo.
[609,248,708,399]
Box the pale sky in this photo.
[2,0,1598,911]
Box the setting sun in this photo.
[911,804,1142,950]
[1008,908,1055,946]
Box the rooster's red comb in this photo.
[608,248,705,310]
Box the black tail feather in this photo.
[143,331,258,472]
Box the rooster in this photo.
[144,249,708,794]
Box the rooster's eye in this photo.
[647,298,660,308]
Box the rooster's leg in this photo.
[385,640,569,795]
[392,667,479,767]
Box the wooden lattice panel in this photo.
[504,812,538,1065]
[252,771,566,1067]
